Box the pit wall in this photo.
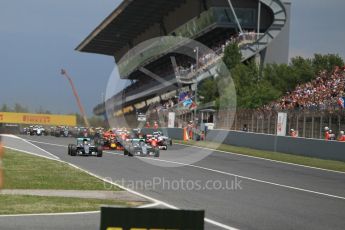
[142,128,345,162]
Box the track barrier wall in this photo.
[142,128,345,162]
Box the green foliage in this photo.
[74,113,106,128]
[230,62,281,109]
[14,103,29,113]
[222,42,242,70]
[290,56,314,83]
[0,103,29,113]
[0,104,10,112]
[88,116,106,128]
[197,78,219,105]
[216,46,345,109]
[312,53,344,74]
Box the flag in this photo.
[183,98,193,107]
[189,101,197,110]
[179,92,187,101]
[338,97,345,108]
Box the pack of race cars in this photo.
[67,128,172,158]
[22,125,172,158]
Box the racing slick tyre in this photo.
[67,144,71,155]
[124,149,129,156]
[128,147,134,157]
[96,146,103,157]
[154,149,160,158]
[70,144,77,156]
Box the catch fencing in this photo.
[216,109,345,139]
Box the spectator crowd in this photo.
[176,31,260,78]
[264,67,345,111]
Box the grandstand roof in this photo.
[76,0,186,56]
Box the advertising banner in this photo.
[277,112,287,136]
[168,112,175,128]
[0,112,76,126]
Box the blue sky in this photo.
[0,0,344,115]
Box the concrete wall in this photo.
[263,0,291,64]
[142,128,184,140]
[206,129,345,162]
[143,127,345,162]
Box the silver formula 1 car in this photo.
[68,138,103,157]
[124,138,159,157]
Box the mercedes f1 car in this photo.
[124,138,159,157]
[27,126,46,136]
[68,138,103,157]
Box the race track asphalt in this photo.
[1,135,345,230]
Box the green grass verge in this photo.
[3,149,120,190]
[175,140,345,172]
[0,195,141,215]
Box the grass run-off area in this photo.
[175,140,345,172]
[0,149,135,214]
[0,195,136,215]
[2,148,120,190]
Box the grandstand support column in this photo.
[303,116,306,138]
[319,115,323,139]
[274,115,277,134]
[202,0,208,10]
[251,114,254,132]
[257,0,261,40]
[311,116,315,139]
[296,115,299,135]
[227,0,243,34]
[160,20,167,36]
[194,47,199,125]
[338,115,341,135]
[268,115,271,134]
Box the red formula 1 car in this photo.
[146,134,168,150]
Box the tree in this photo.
[14,103,29,113]
[197,78,219,105]
[223,42,242,70]
[74,113,106,128]
[89,116,106,128]
[0,104,11,112]
[312,53,344,74]
[290,56,314,84]
[36,106,51,114]
[263,63,298,92]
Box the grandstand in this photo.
[76,0,291,126]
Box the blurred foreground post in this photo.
[0,135,3,189]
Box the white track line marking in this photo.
[4,146,60,161]
[138,202,161,208]
[25,139,66,147]
[19,137,60,160]
[0,134,20,139]
[24,137,345,175]
[146,157,345,200]
[0,211,100,217]
[5,137,238,230]
[23,138,345,200]
[176,143,345,175]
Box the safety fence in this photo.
[216,109,345,139]
[147,108,345,139]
